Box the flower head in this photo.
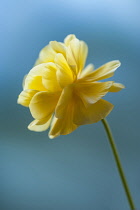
[18,34,125,138]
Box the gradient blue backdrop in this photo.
[1,0,140,209]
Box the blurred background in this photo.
[1,0,140,209]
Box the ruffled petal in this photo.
[55,53,74,88]
[28,114,52,132]
[29,91,60,120]
[73,98,114,125]
[75,81,113,106]
[109,83,125,92]
[82,61,121,81]
[17,89,38,107]
[42,62,61,92]
[24,63,50,91]
[64,34,76,46]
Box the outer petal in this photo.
[28,114,52,132]
[64,34,76,46]
[17,89,38,107]
[109,83,125,92]
[29,91,60,120]
[83,61,121,81]
[73,98,114,125]
[50,41,66,56]
[42,62,61,92]
[34,44,56,65]
[75,81,113,106]
[55,53,74,88]
[24,63,50,91]
[49,116,78,139]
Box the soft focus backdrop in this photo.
[1,0,140,209]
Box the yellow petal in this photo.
[49,115,78,139]
[24,63,50,91]
[17,89,38,107]
[55,85,73,119]
[75,81,113,106]
[67,38,88,73]
[78,40,88,72]
[34,44,56,65]
[79,64,94,78]
[109,83,125,92]
[55,53,74,88]
[28,114,52,132]
[29,91,60,120]
[83,60,121,81]
[50,41,66,56]
[22,74,27,89]
[42,62,61,92]
[64,34,76,46]
[73,98,114,125]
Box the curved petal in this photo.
[29,91,60,120]
[34,44,56,65]
[64,34,76,46]
[109,83,125,92]
[42,62,61,92]
[17,89,38,107]
[55,85,73,119]
[83,60,121,81]
[24,63,50,91]
[50,41,66,56]
[49,115,78,139]
[28,114,52,132]
[67,38,88,73]
[79,64,94,78]
[73,98,114,125]
[75,81,113,106]
[55,53,74,88]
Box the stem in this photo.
[101,118,135,210]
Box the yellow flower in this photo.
[18,34,125,138]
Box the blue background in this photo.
[1,0,140,209]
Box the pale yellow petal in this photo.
[78,40,88,72]
[35,44,56,65]
[22,74,27,89]
[49,115,78,139]
[66,45,77,75]
[55,53,74,88]
[42,62,61,92]
[64,34,76,46]
[73,98,114,125]
[50,41,66,56]
[49,117,78,139]
[24,63,50,91]
[109,83,125,92]
[29,91,60,120]
[75,81,113,106]
[55,85,73,119]
[83,60,121,81]
[17,89,38,107]
[79,64,94,78]
[67,38,88,73]
[28,114,52,132]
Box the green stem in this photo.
[101,118,135,210]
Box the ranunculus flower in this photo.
[18,34,124,138]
